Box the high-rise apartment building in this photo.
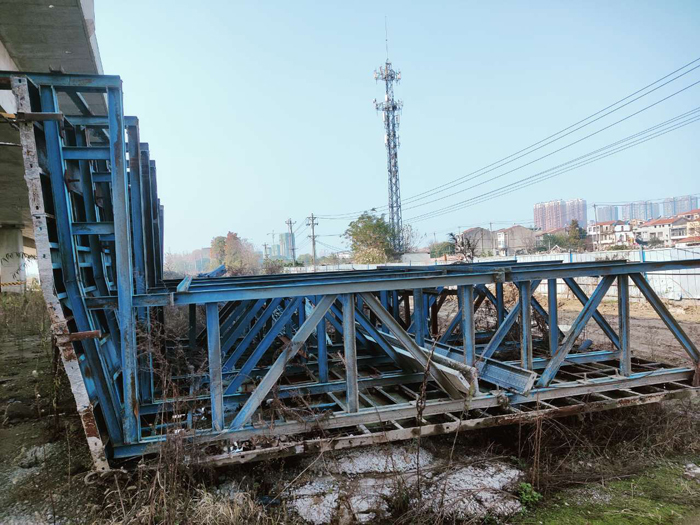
[668,195,698,215]
[278,232,296,260]
[596,205,618,222]
[620,201,659,221]
[566,198,587,225]
[534,198,586,230]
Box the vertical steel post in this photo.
[343,294,358,412]
[188,304,197,351]
[108,86,139,443]
[380,290,389,332]
[126,121,146,307]
[414,288,425,347]
[496,282,505,327]
[459,285,476,366]
[392,291,400,321]
[548,278,558,356]
[206,303,224,431]
[317,299,328,382]
[519,281,533,370]
[618,274,631,376]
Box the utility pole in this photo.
[267,230,276,258]
[373,31,404,253]
[285,218,296,262]
[593,204,599,250]
[262,243,269,259]
[307,213,318,272]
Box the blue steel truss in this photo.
[3,71,700,468]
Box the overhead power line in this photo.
[406,110,700,223]
[316,56,700,220]
[404,97,700,214]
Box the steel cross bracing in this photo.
[374,60,403,253]
[4,72,700,469]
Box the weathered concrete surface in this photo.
[0,0,104,249]
[285,444,525,524]
[0,226,25,292]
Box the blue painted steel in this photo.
[563,277,620,349]
[548,279,558,356]
[496,282,505,327]
[343,294,359,412]
[438,307,462,345]
[630,273,699,362]
[108,85,139,443]
[316,298,328,382]
[221,299,266,358]
[480,298,521,361]
[414,288,426,347]
[618,275,631,376]
[222,298,282,372]
[229,295,337,428]
[329,302,369,347]
[519,281,533,370]
[40,84,124,443]
[206,303,224,430]
[537,275,616,387]
[16,71,700,465]
[62,146,111,160]
[380,290,389,333]
[225,297,302,395]
[459,285,476,366]
[354,307,401,365]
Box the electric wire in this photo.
[406,113,700,223]
[315,57,700,220]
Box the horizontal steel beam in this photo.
[83,259,700,308]
[113,367,696,456]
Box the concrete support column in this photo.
[0,226,25,293]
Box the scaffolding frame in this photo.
[3,71,700,469]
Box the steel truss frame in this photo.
[3,72,700,469]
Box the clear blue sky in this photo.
[95,1,700,255]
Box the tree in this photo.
[566,219,586,251]
[402,224,425,253]
[297,253,313,266]
[429,241,454,258]
[262,258,285,275]
[223,231,259,275]
[448,232,478,262]
[344,212,394,264]
[210,236,226,267]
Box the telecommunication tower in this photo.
[374,50,404,252]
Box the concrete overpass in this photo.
[0,0,102,291]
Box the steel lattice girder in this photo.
[4,71,700,468]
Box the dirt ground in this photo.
[1,291,700,524]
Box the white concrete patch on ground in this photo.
[287,477,340,525]
[684,462,700,482]
[419,462,524,519]
[316,444,435,475]
[342,476,395,523]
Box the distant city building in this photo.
[587,221,620,250]
[496,225,536,256]
[566,198,587,226]
[533,198,587,230]
[662,195,698,217]
[620,201,659,221]
[278,232,296,260]
[637,217,688,246]
[461,227,497,255]
[596,205,618,222]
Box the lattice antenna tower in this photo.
[373,24,404,253]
